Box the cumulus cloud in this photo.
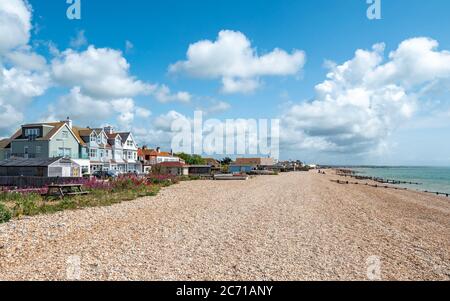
[0,100,23,132]
[282,37,450,154]
[51,46,153,99]
[197,99,231,115]
[170,30,306,94]
[47,87,151,129]
[153,84,192,103]
[0,0,31,54]
[50,45,192,116]
[0,0,50,135]
[132,110,191,148]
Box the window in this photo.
[36,146,41,154]
[58,148,71,157]
[62,131,68,139]
[128,151,132,159]
[25,128,40,137]
[90,135,96,142]
[90,149,97,158]
[106,150,109,157]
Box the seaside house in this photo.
[6,120,90,175]
[3,118,140,176]
[138,147,182,173]
[117,131,140,172]
[73,127,112,173]
[73,125,140,173]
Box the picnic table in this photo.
[45,184,89,199]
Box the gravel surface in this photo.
[0,171,449,280]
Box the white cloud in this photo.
[197,99,231,115]
[170,30,306,94]
[69,30,88,49]
[221,77,259,94]
[0,0,31,54]
[153,84,192,103]
[5,47,47,71]
[282,37,450,154]
[47,87,150,129]
[135,107,152,118]
[0,100,23,133]
[132,110,191,148]
[0,0,50,135]
[51,46,153,99]
[0,67,50,105]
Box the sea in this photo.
[348,166,450,195]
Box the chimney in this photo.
[63,117,73,129]
[104,126,113,134]
[156,147,161,153]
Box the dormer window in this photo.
[90,135,96,142]
[25,128,40,137]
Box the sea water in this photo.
[350,167,450,194]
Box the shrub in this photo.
[0,203,12,223]
[13,194,41,217]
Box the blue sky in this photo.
[1,0,450,165]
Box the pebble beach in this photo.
[0,171,449,281]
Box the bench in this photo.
[44,184,89,199]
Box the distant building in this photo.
[188,165,212,176]
[138,147,182,173]
[155,161,188,176]
[0,157,81,178]
[235,157,275,166]
[203,158,221,168]
[228,165,256,174]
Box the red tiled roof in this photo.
[157,161,186,168]
[138,148,174,158]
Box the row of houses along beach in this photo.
[0,118,309,187]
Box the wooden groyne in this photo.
[336,173,422,185]
[331,179,450,198]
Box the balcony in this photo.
[49,152,89,160]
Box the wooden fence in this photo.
[0,176,81,188]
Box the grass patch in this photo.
[0,175,166,223]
